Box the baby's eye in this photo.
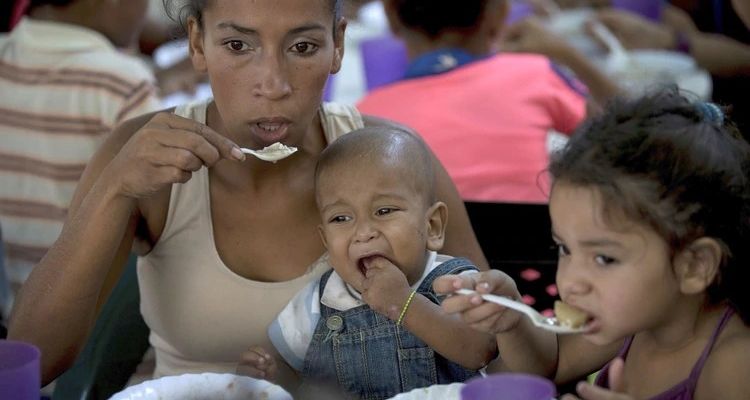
[329,215,351,223]
[225,40,250,52]
[594,255,617,266]
[290,42,318,55]
[556,243,570,257]
[375,207,396,216]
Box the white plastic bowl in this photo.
[108,373,293,400]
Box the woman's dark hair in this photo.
[162,0,343,36]
[392,0,489,38]
[549,87,750,324]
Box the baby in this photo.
[238,126,497,399]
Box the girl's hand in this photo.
[361,257,412,321]
[562,358,632,400]
[237,346,278,381]
[432,270,524,335]
[104,112,245,199]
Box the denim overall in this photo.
[301,257,479,400]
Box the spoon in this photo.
[240,142,298,163]
[455,289,586,334]
[589,21,631,75]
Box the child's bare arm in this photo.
[361,257,497,369]
[400,292,499,369]
[434,270,619,381]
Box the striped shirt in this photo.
[0,18,160,314]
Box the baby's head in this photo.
[315,126,447,290]
[549,88,750,326]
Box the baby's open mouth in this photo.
[357,255,381,275]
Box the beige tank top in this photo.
[137,99,364,378]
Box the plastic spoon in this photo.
[240,142,298,163]
[455,289,586,334]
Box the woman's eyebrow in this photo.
[216,22,258,35]
[288,23,327,35]
[214,22,327,36]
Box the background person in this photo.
[0,0,160,318]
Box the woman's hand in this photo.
[360,257,412,321]
[562,358,633,400]
[433,270,524,335]
[104,112,245,199]
[237,346,278,381]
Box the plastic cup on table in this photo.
[506,2,534,25]
[461,373,556,400]
[611,0,664,21]
[0,340,41,400]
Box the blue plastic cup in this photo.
[461,373,556,400]
[611,0,663,21]
[0,340,41,400]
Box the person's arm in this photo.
[362,115,489,270]
[596,9,750,76]
[8,110,244,384]
[363,258,498,370]
[500,18,620,107]
[400,289,499,369]
[434,270,619,383]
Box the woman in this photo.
[7,0,487,389]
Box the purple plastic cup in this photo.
[506,2,534,25]
[611,0,664,21]
[0,340,41,400]
[461,373,556,400]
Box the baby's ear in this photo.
[674,237,723,295]
[425,201,448,251]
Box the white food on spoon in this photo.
[240,142,298,163]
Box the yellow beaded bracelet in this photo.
[397,290,417,326]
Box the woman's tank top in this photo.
[595,308,735,400]
[137,99,364,378]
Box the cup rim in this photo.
[0,340,41,368]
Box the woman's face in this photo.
[188,0,345,149]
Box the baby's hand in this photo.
[236,346,278,381]
[361,257,412,321]
[433,270,524,335]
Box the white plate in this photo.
[109,373,293,400]
[386,383,465,400]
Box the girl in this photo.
[435,88,750,399]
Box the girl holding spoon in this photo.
[435,88,750,399]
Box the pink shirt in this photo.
[357,53,586,203]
